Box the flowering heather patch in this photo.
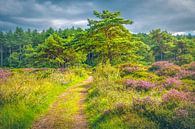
[188,62,195,71]
[175,70,195,79]
[162,89,189,102]
[175,109,188,118]
[182,62,195,71]
[163,78,182,88]
[123,66,140,73]
[149,61,181,76]
[22,68,39,72]
[0,69,11,80]
[132,96,157,111]
[125,79,155,90]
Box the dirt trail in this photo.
[31,76,93,129]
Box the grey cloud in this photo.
[0,0,195,33]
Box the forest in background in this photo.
[0,10,195,129]
[0,10,194,68]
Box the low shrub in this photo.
[0,69,12,80]
[180,79,195,92]
[174,70,195,80]
[162,89,190,109]
[132,96,157,111]
[125,79,155,91]
[114,102,128,114]
[125,112,158,129]
[162,78,182,89]
[132,95,194,129]
[130,71,161,82]
[175,54,194,66]
[149,61,181,76]
[119,63,146,77]
[188,62,195,71]
[181,61,195,71]
[162,89,189,103]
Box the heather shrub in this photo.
[172,104,195,129]
[125,79,155,91]
[163,78,182,89]
[162,89,189,102]
[125,112,158,129]
[149,61,181,76]
[119,63,146,76]
[130,71,161,82]
[122,66,140,73]
[180,80,195,92]
[131,97,171,128]
[132,95,194,129]
[119,63,145,69]
[0,69,12,80]
[86,62,194,129]
[175,70,195,80]
[132,97,157,112]
[181,61,195,71]
[114,102,128,114]
[188,62,195,71]
[162,89,189,109]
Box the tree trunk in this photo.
[0,44,3,67]
[19,45,22,67]
[160,52,163,61]
[9,47,12,66]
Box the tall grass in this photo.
[0,68,88,129]
[86,62,194,129]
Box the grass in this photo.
[0,67,88,129]
[86,63,195,129]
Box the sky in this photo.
[0,0,195,34]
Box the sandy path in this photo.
[31,76,93,129]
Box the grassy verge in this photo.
[86,63,194,129]
[0,67,88,129]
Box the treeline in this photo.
[0,10,194,68]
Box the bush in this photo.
[125,79,155,91]
[180,79,195,92]
[0,69,12,81]
[119,63,147,77]
[175,54,194,65]
[175,70,195,80]
[132,95,194,129]
[173,104,195,129]
[149,61,181,76]
[162,78,182,89]
[114,102,128,114]
[182,61,195,71]
[132,96,157,111]
[95,62,120,81]
[162,89,189,109]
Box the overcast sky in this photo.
[0,0,195,34]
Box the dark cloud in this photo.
[0,0,195,34]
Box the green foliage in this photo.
[0,68,88,129]
[149,61,181,76]
[35,33,86,67]
[175,54,194,65]
[0,10,194,129]
[86,62,194,129]
[85,10,144,65]
[0,10,194,68]
[8,52,20,67]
